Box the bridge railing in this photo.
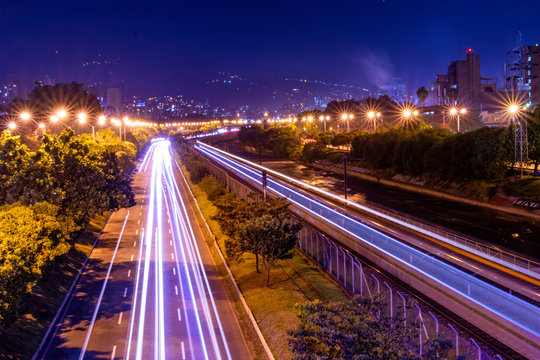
[195,141,540,280]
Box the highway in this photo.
[36,140,252,360]
[194,141,540,358]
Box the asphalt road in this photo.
[194,141,540,357]
[37,140,252,360]
[215,138,540,259]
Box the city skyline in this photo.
[2,0,540,101]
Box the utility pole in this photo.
[343,153,348,200]
[262,170,267,201]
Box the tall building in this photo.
[4,74,30,100]
[425,49,498,111]
[447,50,481,106]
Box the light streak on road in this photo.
[127,140,231,359]
[194,142,540,340]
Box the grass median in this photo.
[0,213,109,359]
[182,167,350,359]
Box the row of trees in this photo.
[238,125,302,159]
[289,296,453,359]
[178,144,301,285]
[351,125,512,180]
[0,127,152,325]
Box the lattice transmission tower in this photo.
[506,31,529,177]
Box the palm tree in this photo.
[416,86,428,106]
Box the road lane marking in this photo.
[123,287,128,298]
[111,345,116,360]
[118,312,123,324]
[181,342,186,360]
[79,211,130,360]
[136,229,139,235]
[139,211,142,215]
[138,220,140,224]
[173,267,176,275]
[177,308,181,321]
[171,252,174,260]
[170,240,172,246]
[133,241,136,247]
[175,285,178,295]
[127,270,131,277]
[131,254,134,261]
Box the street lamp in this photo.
[341,113,354,133]
[50,115,59,123]
[98,115,106,126]
[8,122,16,130]
[56,109,67,119]
[20,112,31,121]
[508,104,524,178]
[77,112,87,124]
[36,123,46,137]
[367,111,376,131]
[319,115,330,132]
[449,107,467,132]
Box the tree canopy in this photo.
[0,202,72,325]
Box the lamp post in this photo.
[20,112,31,121]
[450,107,467,132]
[341,113,354,133]
[508,104,526,178]
[367,111,381,131]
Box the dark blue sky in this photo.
[1,0,539,98]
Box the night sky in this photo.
[1,0,540,99]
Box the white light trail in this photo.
[126,140,230,359]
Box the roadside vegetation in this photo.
[176,141,454,359]
[236,99,540,203]
[0,82,157,358]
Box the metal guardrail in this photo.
[352,191,540,278]
[197,141,540,279]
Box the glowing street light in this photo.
[307,116,313,122]
[56,109,67,119]
[77,112,87,124]
[98,115,106,125]
[402,109,412,118]
[50,115,59,123]
[319,115,330,132]
[449,107,467,132]
[367,110,382,131]
[341,113,354,133]
[508,104,519,115]
[8,122,16,130]
[20,112,31,121]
